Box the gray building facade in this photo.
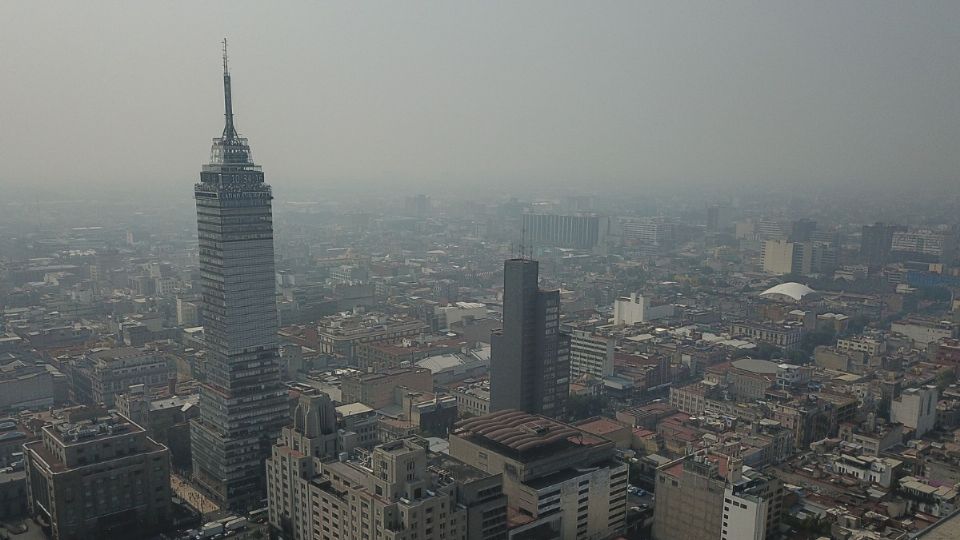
[189,44,289,512]
[490,258,569,417]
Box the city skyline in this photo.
[4,4,960,540]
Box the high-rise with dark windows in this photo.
[189,42,288,511]
[489,258,569,417]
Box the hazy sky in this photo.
[1,2,958,197]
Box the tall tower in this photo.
[190,40,288,512]
[489,258,569,417]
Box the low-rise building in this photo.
[74,347,171,407]
[832,453,902,488]
[0,355,67,411]
[451,380,491,418]
[336,402,379,451]
[268,434,507,540]
[341,367,433,410]
[729,321,803,350]
[449,410,628,540]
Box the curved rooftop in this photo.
[759,282,817,302]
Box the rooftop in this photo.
[453,409,607,460]
[731,358,782,375]
[575,417,628,436]
[759,282,817,302]
[336,402,374,417]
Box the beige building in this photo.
[451,381,491,417]
[449,410,628,540]
[267,433,507,540]
[341,367,433,410]
[653,453,782,540]
[729,321,803,350]
[23,406,171,540]
[317,314,429,363]
[762,239,799,275]
[568,330,615,378]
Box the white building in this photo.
[776,363,812,389]
[176,298,199,327]
[762,239,799,275]
[613,293,674,325]
[569,330,614,378]
[890,319,957,346]
[435,302,487,330]
[832,454,902,488]
[890,386,938,437]
[722,481,779,540]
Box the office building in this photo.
[706,204,732,233]
[489,259,569,417]
[788,218,817,242]
[613,293,675,325]
[267,435,507,540]
[568,329,614,379]
[761,239,805,275]
[189,44,289,511]
[23,406,171,540]
[450,410,628,540]
[720,471,784,540]
[860,222,905,266]
[653,453,782,540]
[891,386,939,438]
[522,213,607,250]
[891,230,956,262]
[620,216,675,252]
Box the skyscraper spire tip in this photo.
[222,38,229,75]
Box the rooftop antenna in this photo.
[221,37,237,140]
[520,220,527,260]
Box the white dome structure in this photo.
[759,282,817,303]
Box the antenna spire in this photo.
[221,38,237,140]
[222,38,229,75]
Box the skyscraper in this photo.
[860,222,905,266]
[489,258,569,417]
[189,41,288,512]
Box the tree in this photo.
[936,368,957,392]
[566,394,609,421]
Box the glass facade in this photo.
[189,61,288,512]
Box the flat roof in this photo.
[336,402,374,416]
[576,417,628,436]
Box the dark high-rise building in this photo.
[189,42,288,512]
[489,259,569,417]
[861,222,905,266]
[789,218,817,242]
